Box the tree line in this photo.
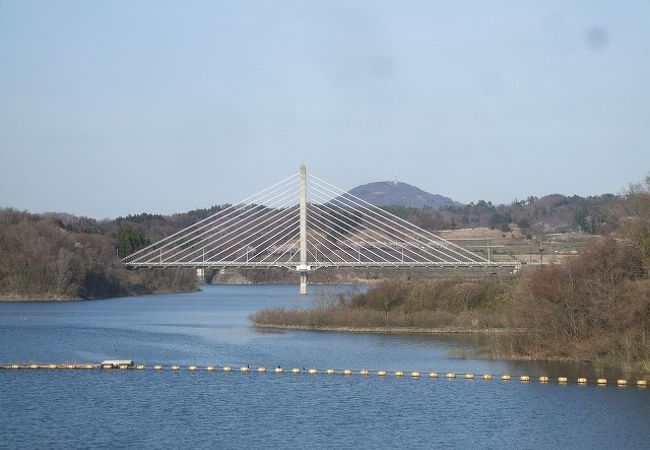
[383,193,619,237]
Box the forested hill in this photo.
[347,181,618,235]
[0,207,228,300]
[348,181,460,209]
[382,193,620,236]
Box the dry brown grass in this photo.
[251,278,513,330]
[252,308,510,330]
[438,227,506,240]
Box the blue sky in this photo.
[1,1,649,218]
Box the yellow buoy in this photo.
[539,376,549,383]
[596,378,607,385]
[291,368,301,374]
[395,371,404,377]
[308,368,318,374]
[257,367,266,373]
[558,377,568,384]
[326,369,335,375]
[188,365,198,371]
[171,365,181,371]
[359,369,369,376]
[207,366,216,371]
[240,367,250,373]
[378,370,387,377]
[223,366,232,372]
[153,365,163,370]
[446,372,456,379]
[483,374,493,381]
[617,379,627,386]
[429,372,438,378]
[274,367,283,374]
[136,364,145,370]
[577,377,587,384]
[411,371,421,378]
[343,369,352,376]
[465,373,475,380]
[637,380,647,387]
[520,375,530,382]
[501,374,511,381]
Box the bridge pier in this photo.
[299,272,308,295]
[298,164,308,295]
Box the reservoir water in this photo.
[1,285,649,448]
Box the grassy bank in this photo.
[254,323,519,334]
[252,279,513,330]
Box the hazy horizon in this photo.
[2,1,649,218]
[0,173,626,221]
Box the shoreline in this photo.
[253,323,649,372]
[253,323,523,334]
[0,294,82,302]
[0,287,201,303]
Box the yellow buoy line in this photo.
[0,363,647,388]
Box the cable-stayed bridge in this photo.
[124,166,519,293]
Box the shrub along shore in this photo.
[252,237,650,374]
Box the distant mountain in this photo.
[347,181,461,209]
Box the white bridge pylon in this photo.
[123,165,518,294]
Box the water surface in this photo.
[1,285,648,449]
